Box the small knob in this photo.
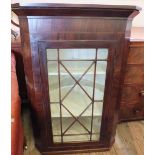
[133,108,141,114]
[135,109,140,113]
[139,91,144,96]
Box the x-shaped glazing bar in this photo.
[60,62,93,101]
[61,103,91,135]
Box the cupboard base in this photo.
[36,142,114,155]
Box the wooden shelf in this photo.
[48,72,106,76]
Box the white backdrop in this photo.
[11,0,144,27]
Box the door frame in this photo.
[38,40,119,151]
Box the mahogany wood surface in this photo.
[12,3,140,154]
[119,41,144,121]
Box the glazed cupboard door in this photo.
[39,41,117,147]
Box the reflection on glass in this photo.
[47,48,108,143]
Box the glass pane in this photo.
[62,61,93,80]
[65,121,89,135]
[47,48,108,143]
[47,49,57,60]
[50,104,61,136]
[97,48,108,59]
[92,102,103,140]
[94,102,103,117]
[63,85,91,116]
[61,115,89,136]
[92,116,102,134]
[50,103,60,118]
[95,61,107,100]
[62,105,92,137]
[79,115,92,132]
[62,114,74,133]
[48,62,59,102]
[60,65,75,100]
[79,64,94,98]
[60,49,96,60]
[63,135,90,142]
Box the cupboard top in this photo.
[12,3,141,18]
